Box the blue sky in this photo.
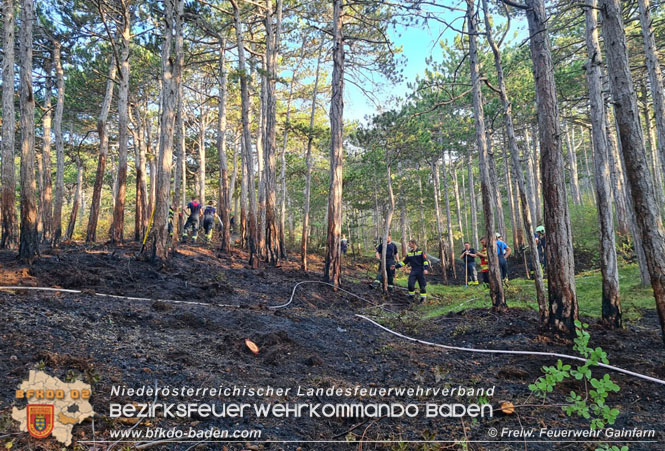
[343,6,530,124]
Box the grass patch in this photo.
[394,264,655,322]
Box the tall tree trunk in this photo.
[467,0,504,309]
[257,54,266,257]
[280,39,305,260]
[467,151,479,249]
[148,0,179,260]
[523,127,539,227]
[18,0,38,261]
[232,0,258,267]
[525,0,578,333]
[240,135,248,247]
[263,0,282,265]
[640,82,665,210]
[40,52,54,243]
[605,106,631,236]
[601,0,665,344]
[86,59,118,242]
[65,159,83,240]
[530,123,543,224]
[417,166,428,253]
[324,0,345,287]
[398,163,408,257]
[217,40,231,252]
[431,160,448,283]
[584,0,621,328]
[564,122,583,205]
[637,0,665,196]
[380,155,395,293]
[442,154,456,278]
[450,157,464,240]
[52,41,65,245]
[488,145,506,239]
[1,0,17,249]
[111,1,131,243]
[197,111,209,206]
[173,2,185,243]
[131,105,148,241]
[482,0,548,321]
[230,133,239,225]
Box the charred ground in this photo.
[0,243,664,450]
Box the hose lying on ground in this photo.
[2,283,664,387]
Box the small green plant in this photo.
[596,445,629,451]
[529,320,621,432]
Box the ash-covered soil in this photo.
[0,242,663,450]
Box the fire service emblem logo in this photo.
[27,405,54,439]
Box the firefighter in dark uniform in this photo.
[396,239,430,303]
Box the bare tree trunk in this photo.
[130,105,148,241]
[398,163,408,257]
[240,134,247,246]
[1,0,17,249]
[65,159,83,240]
[40,52,54,243]
[173,6,185,243]
[230,133,239,225]
[232,0,258,267]
[52,41,65,245]
[640,82,665,210]
[257,54,266,257]
[564,122,583,206]
[601,0,665,344]
[584,0,621,328]
[379,156,395,293]
[523,127,539,226]
[110,2,131,243]
[217,40,231,252]
[525,0,578,333]
[86,59,117,242]
[467,0,504,309]
[450,157,464,239]
[324,0,345,287]
[18,0,38,261]
[488,145,506,238]
[610,108,651,285]
[605,107,631,236]
[431,160,448,283]
[148,0,179,260]
[442,154,456,278]
[637,0,665,197]
[467,151,479,250]
[197,111,209,206]
[530,123,543,224]
[263,0,282,265]
[417,166,428,253]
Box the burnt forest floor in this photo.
[0,241,664,451]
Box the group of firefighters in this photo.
[173,195,548,304]
[371,226,547,303]
[169,196,223,243]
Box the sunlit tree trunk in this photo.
[40,52,54,243]
[442,154,456,278]
[65,159,83,241]
[324,0,345,287]
[52,41,65,245]
[584,0,621,328]
[217,40,231,252]
[86,59,117,242]
[148,0,179,260]
[637,0,665,197]
[467,151,479,249]
[525,0,577,332]
[1,0,17,249]
[173,0,185,243]
[263,0,283,265]
[601,0,665,344]
[18,0,38,261]
[431,159,448,283]
[232,0,258,267]
[110,1,131,243]
[467,0,504,308]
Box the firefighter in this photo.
[182,196,202,242]
[202,201,221,242]
[396,239,429,303]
